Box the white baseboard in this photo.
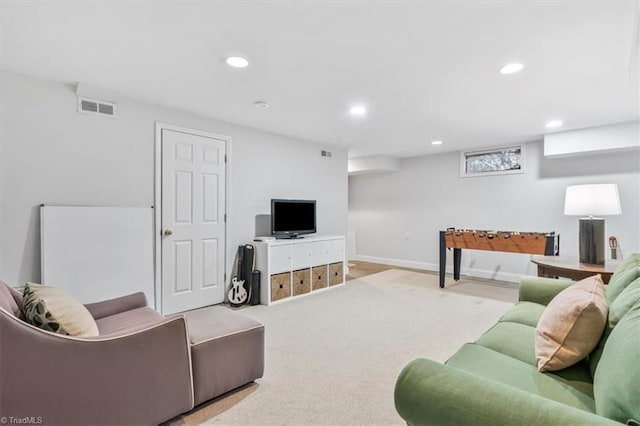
[352,254,521,283]
[353,255,436,271]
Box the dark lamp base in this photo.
[579,218,605,265]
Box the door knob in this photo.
[163,229,173,236]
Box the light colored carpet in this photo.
[169,269,518,425]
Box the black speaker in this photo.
[240,245,255,297]
[250,270,261,305]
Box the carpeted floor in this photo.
[167,269,518,425]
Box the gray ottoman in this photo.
[182,306,264,406]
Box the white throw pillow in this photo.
[535,274,608,372]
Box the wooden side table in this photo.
[531,256,619,284]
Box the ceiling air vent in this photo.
[77,96,117,118]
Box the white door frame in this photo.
[154,122,231,313]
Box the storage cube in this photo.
[292,268,311,296]
[270,272,291,302]
[329,262,344,286]
[312,265,328,291]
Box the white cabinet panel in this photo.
[291,242,313,269]
[328,239,344,263]
[312,240,330,265]
[270,244,292,273]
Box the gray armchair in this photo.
[0,281,264,425]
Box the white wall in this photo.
[348,141,640,282]
[0,71,348,285]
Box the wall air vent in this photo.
[77,96,117,118]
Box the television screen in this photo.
[271,199,316,238]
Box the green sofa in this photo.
[395,253,640,425]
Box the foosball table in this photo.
[439,228,559,288]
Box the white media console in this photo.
[254,235,346,305]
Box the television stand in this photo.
[254,235,345,305]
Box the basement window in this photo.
[460,145,525,177]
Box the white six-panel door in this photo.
[161,129,226,315]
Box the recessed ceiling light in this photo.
[545,120,563,128]
[226,56,249,68]
[431,140,443,145]
[254,101,269,110]
[499,63,524,74]
[349,105,367,116]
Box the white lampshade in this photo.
[564,184,622,216]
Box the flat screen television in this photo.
[271,199,316,238]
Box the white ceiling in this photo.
[1,1,638,158]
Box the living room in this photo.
[1,1,639,425]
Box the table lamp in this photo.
[564,184,621,265]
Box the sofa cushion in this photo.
[0,280,22,317]
[477,321,538,365]
[95,306,163,336]
[589,256,640,377]
[21,282,99,337]
[606,253,640,304]
[535,275,608,372]
[445,343,596,412]
[475,321,593,395]
[181,305,264,345]
[608,276,640,327]
[498,301,545,327]
[594,303,640,424]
